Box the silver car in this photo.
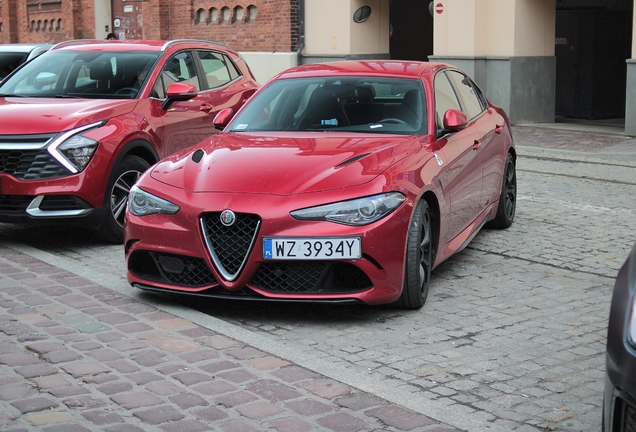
[0,44,51,81]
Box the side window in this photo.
[197,51,241,89]
[434,72,462,129]
[154,51,200,98]
[447,70,485,120]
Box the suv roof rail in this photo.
[50,39,99,50]
[160,39,230,52]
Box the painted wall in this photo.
[304,0,390,57]
[95,0,112,40]
[433,0,555,57]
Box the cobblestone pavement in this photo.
[0,126,635,431]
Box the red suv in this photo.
[0,39,259,242]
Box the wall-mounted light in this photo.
[353,6,372,23]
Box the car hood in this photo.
[149,132,423,195]
[0,97,137,134]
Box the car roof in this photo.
[0,43,52,53]
[49,39,239,56]
[277,60,448,80]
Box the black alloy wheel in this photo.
[396,199,433,310]
[487,152,516,229]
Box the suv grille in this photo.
[201,212,261,281]
[0,134,70,180]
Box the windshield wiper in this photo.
[0,93,27,98]
[55,94,80,98]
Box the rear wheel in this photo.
[487,152,516,229]
[396,199,433,310]
[97,155,150,243]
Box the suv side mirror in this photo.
[162,82,197,110]
[213,108,234,129]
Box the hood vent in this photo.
[337,152,371,167]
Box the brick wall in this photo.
[1,0,300,53]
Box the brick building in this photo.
[1,0,635,134]
[0,0,300,53]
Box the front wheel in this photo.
[97,155,150,243]
[396,199,434,310]
[487,152,516,229]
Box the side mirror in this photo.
[162,82,197,110]
[443,109,468,129]
[213,108,234,129]
[34,72,57,89]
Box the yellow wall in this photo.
[305,0,390,56]
[434,0,555,57]
[633,6,636,58]
[305,0,351,55]
[350,0,390,54]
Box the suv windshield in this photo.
[0,50,160,99]
[227,76,427,135]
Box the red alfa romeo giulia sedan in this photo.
[124,60,516,309]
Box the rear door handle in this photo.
[494,124,503,135]
[473,140,482,150]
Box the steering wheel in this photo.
[378,118,409,126]
[115,87,138,95]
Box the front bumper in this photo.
[125,189,414,306]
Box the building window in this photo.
[247,5,257,22]
[209,7,218,24]
[233,6,244,23]
[196,8,206,24]
[221,6,230,23]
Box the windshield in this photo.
[227,76,427,135]
[0,52,29,80]
[0,50,160,99]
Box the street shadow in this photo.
[0,222,109,247]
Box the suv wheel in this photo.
[98,155,150,243]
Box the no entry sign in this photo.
[435,3,444,14]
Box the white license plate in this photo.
[263,237,362,260]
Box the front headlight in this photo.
[48,121,102,173]
[291,192,405,226]
[128,185,180,216]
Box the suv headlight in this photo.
[291,192,405,226]
[128,184,180,216]
[47,121,102,173]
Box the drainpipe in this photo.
[296,0,305,66]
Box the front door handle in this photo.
[200,103,214,112]
[473,140,482,150]
[494,124,503,135]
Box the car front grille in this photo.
[200,212,261,281]
[0,195,92,214]
[0,134,70,180]
[129,251,218,288]
[250,261,372,294]
[0,195,34,213]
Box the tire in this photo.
[97,155,150,243]
[396,199,433,310]
[487,152,516,229]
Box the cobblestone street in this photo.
[0,126,635,431]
